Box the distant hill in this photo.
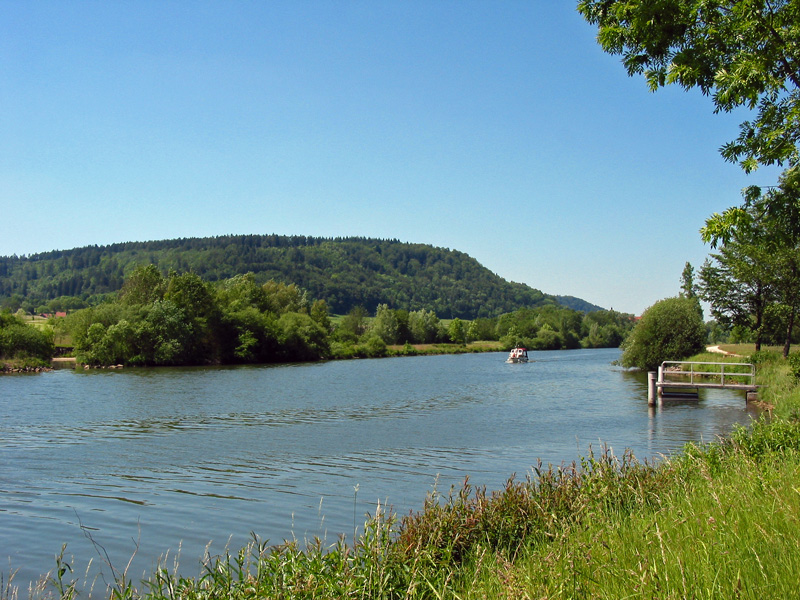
[556,295,604,313]
[0,235,603,318]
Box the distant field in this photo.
[21,315,52,330]
[20,315,73,347]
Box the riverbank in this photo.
[8,350,797,598]
[1,357,52,373]
[5,341,505,373]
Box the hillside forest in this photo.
[0,235,600,318]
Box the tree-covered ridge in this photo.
[0,235,602,318]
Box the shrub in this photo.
[620,297,706,370]
[787,352,800,380]
[358,334,387,358]
[750,349,783,368]
[0,311,54,361]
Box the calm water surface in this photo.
[1,349,758,591]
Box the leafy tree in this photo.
[620,296,707,370]
[394,309,412,344]
[310,299,331,331]
[466,320,479,343]
[680,261,696,298]
[165,272,220,362]
[467,317,498,342]
[165,272,215,318]
[78,320,136,365]
[581,309,631,348]
[701,167,800,354]
[133,300,193,365]
[499,325,523,350]
[337,305,369,342]
[699,243,772,351]
[580,1,800,356]
[706,320,728,344]
[0,295,19,312]
[66,303,126,352]
[583,322,606,349]
[276,312,329,361]
[447,318,467,345]
[119,264,165,306]
[47,296,88,312]
[358,334,388,358]
[496,308,539,341]
[408,309,441,344]
[371,304,400,344]
[530,323,563,351]
[497,306,578,350]
[218,273,269,313]
[578,0,800,172]
[262,280,308,314]
[223,306,279,363]
[0,310,54,362]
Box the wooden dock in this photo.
[648,361,758,406]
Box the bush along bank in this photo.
[13,353,800,599]
[0,311,54,372]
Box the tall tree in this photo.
[408,309,441,344]
[119,264,165,306]
[680,261,696,298]
[698,240,773,351]
[338,306,369,341]
[578,0,800,172]
[371,304,400,345]
[701,167,800,354]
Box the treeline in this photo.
[0,235,600,318]
[26,266,630,367]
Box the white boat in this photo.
[506,347,528,363]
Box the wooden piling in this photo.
[648,371,657,406]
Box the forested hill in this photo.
[0,235,602,318]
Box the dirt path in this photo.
[706,345,742,357]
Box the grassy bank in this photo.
[11,353,800,599]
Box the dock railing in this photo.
[648,361,757,405]
[658,361,756,389]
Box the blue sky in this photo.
[0,2,779,315]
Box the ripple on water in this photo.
[1,349,758,592]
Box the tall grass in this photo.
[475,420,800,599]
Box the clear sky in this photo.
[0,2,780,315]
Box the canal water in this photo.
[0,349,758,592]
